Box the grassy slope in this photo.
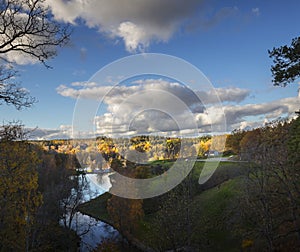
[191,178,243,251]
[78,161,247,251]
[136,178,243,251]
[79,192,112,224]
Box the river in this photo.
[66,173,120,251]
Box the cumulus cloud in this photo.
[57,78,262,136]
[223,96,299,130]
[3,51,38,65]
[31,91,299,140]
[196,87,250,104]
[28,125,73,140]
[49,77,300,138]
[45,0,203,52]
[57,79,249,104]
[28,124,96,140]
[116,22,149,52]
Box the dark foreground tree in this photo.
[240,118,300,250]
[0,0,71,109]
[269,36,300,86]
[0,123,42,251]
[34,151,82,251]
[0,123,80,251]
[152,163,196,251]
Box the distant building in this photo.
[205,150,220,157]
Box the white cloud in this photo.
[223,96,299,130]
[71,81,98,88]
[28,124,96,140]
[3,51,38,65]
[57,78,264,136]
[116,22,149,52]
[38,78,300,139]
[45,0,203,52]
[28,126,72,140]
[196,87,250,104]
[57,79,250,105]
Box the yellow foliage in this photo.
[242,239,254,248]
[0,141,42,250]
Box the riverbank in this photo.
[78,161,249,251]
[79,179,244,251]
[79,192,155,252]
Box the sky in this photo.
[1,0,300,139]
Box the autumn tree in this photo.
[198,138,211,157]
[0,123,42,251]
[240,119,300,250]
[225,129,247,156]
[98,137,119,167]
[153,162,196,251]
[130,136,151,153]
[127,136,152,163]
[210,134,227,153]
[94,238,121,252]
[107,167,144,241]
[0,0,71,109]
[165,138,181,159]
[107,196,144,237]
[236,37,300,249]
[29,149,80,250]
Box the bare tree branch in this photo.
[0,0,71,109]
[0,64,36,109]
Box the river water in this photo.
[67,173,120,251]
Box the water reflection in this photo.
[74,212,118,251]
[68,173,118,251]
[84,173,112,201]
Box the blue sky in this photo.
[1,0,300,139]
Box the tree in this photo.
[165,138,181,159]
[0,0,71,109]
[94,238,121,252]
[153,164,196,251]
[0,66,35,109]
[225,129,247,156]
[98,138,119,165]
[269,36,300,86]
[0,123,81,251]
[0,123,42,251]
[107,164,144,243]
[240,119,300,250]
[33,149,81,251]
[130,136,151,153]
[107,196,144,237]
[107,166,144,237]
[128,136,152,163]
[198,139,211,157]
